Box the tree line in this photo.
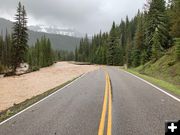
[0,2,74,74]
[75,0,180,66]
[28,36,74,71]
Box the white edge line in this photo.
[0,72,89,126]
[121,69,180,103]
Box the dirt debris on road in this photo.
[0,62,99,111]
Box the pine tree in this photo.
[27,36,55,69]
[132,11,145,66]
[151,29,162,60]
[169,0,180,37]
[46,38,53,66]
[84,34,90,61]
[107,22,121,65]
[21,5,28,58]
[4,31,12,68]
[146,0,171,59]
[12,2,28,72]
[0,35,3,72]
[124,16,134,67]
[75,46,78,61]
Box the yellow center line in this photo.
[107,74,112,135]
[98,71,112,135]
[98,73,108,135]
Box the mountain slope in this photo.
[28,31,80,51]
[29,25,83,37]
[0,18,80,51]
[134,46,180,86]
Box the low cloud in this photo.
[0,0,145,34]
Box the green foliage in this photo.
[127,69,180,96]
[169,0,180,38]
[175,38,180,61]
[27,36,54,68]
[134,46,180,85]
[1,0,179,74]
[75,0,175,68]
[132,11,145,67]
[0,32,13,73]
[107,22,122,65]
[132,49,141,67]
[78,34,90,62]
[76,21,128,66]
[27,35,75,70]
[0,2,76,74]
[140,50,148,65]
[0,18,80,52]
[151,29,163,60]
[0,64,5,73]
[146,0,171,54]
[31,66,40,72]
[12,2,28,72]
[76,32,109,65]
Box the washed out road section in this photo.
[0,69,105,135]
[0,62,99,111]
[0,67,180,135]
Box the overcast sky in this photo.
[0,0,146,35]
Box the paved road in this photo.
[0,67,180,135]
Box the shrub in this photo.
[175,38,180,61]
[31,66,40,72]
[0,65,3,73]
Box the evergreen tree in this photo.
[132,11,145,66]
[169,0,180,37]
[151,29,162,60]
[12,2,28,72]
[0,35,4,72]
[107,22,121,65]
[27,36,55,69]
[4,31,12,68]
[75,46,78,61]
[21,5,28,59]
[146,0,170,57]
[75,0,179,68]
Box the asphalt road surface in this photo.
[0,67,180,135]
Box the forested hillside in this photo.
[0,33,75,73]
[0,2,74,74]
[0,18,80,51]
[75,0,180,68]
[134,46,180,85]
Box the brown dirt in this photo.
[0,62,99,111]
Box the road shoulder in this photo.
[122,68,180,101]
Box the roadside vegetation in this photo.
[126,69,180,96]
[126,69,180,97]
[134,46,180,85]
[127,45,180,95]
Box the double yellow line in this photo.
[98,72,112,135]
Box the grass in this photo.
[0,75,81,123]
[124,46,180,96]
[134,47,180,86]
[126,69,180,96]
